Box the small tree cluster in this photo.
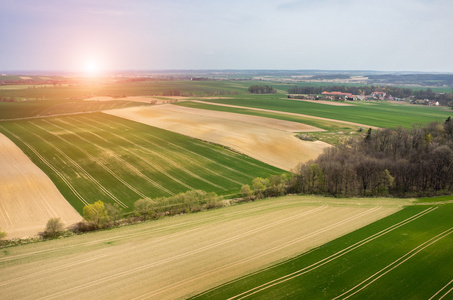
[241,174,290,201]
[149,190,224,216]
[248,85,276,94]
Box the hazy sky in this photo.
[1,0,452,73]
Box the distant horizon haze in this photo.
[1,0,452,73]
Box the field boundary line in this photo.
[72,115,222,195]
[134,206,383,300]
[227,206,437,300]
[97,113,265,180]
[190,100,379,129]
[35,206,329,300]
[24,121,128,208]
[0,126,89,206]
[334,227,453,299]
[429,278,453,300]
[76,114,242,188]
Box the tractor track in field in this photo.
[333,226,453,299]
[226,207,437,300]
[24,121,129,207]
[69,115,230,190]
[84,114,254,184]
[134,206,382,300]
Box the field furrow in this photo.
[20,122,129,208]
[41,118,176,197]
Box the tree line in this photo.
[72,190,225,233]
[241,119,453,198]
[287,85,453,104]
[248,85,277,94]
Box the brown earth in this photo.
[0,133,82,239]
[0,196,406,299]
[106,105,330,171]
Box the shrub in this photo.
[43,217,65,238]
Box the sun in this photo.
[84,60,101,76]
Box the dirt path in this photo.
[191,100,380,129]
[106,105,330,171]
[0,133,82,238]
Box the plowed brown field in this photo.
[0,133,82,238]
[0,196,408,299]
[106,105,330,171]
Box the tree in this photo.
[83,200,110,229]
[105,203,123,226]
[252,177,269,199]
[43,217,65,238]
[241,184,253,200]
[134,198,155,221]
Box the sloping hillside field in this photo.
[0,196,408,299]
[107,104,330,171]
[0,113,282,214]
[0,133,82,238]
[192,202,453,300]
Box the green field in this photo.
[0,113,282,213]
[174,101,358,131]
[194,97,453,128]
[192,203,453,299]
[0,100,146,119]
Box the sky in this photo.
[1,0,452,73]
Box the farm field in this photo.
[192,202,453,300]
[0,112,282,217]
[106,104,330,170]
[0,195,409,300]
[175,100,372,130]
[0,100,147,120]
[0,133,82,239]
[197,96,453,128]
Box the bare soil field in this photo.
[106,105,329,171]
[0,196,407,300]
[0,133,82,238]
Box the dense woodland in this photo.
[243,118,453,199]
